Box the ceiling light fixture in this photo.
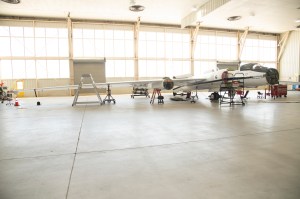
[0,0,20,4]
[227,16,241,21]
[129,0,145,12]
[129,5,145,12]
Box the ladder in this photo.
[72,74,102,106]
[150,88,164,104]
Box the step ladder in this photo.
[72,74,102,106]
[150,88,164,104]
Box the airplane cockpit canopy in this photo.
[240,63,268,73]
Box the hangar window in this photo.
[0,20,69,80]
[194,61,217,77]
[72,23,134,78]
[138,27,190,78]
[241,34,277,67]
[193,31,237,76]
[194,31,237,61]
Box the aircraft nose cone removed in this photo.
[266,68,279,85]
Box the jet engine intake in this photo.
[162,77,174,90]
[265,68,279,85]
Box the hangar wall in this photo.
[280,31,300,82]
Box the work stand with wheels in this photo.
[219,73,246,106]
[131,87,150,98]
[72,74,102,106]
[102,84,116,104]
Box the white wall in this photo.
[280,30,300,82]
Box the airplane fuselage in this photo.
[173,69,269,93]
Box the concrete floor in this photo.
[0,91,300,199]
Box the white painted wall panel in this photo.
[280,31,300,82]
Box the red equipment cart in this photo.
[270,84,287,98]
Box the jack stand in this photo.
[150,88,164,104]
[190,88,199,103]
[103,84,116,104]
[193,87,199,99]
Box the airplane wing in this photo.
[15,77,207,94]
[99,77,207,88]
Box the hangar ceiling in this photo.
[0,0,299,33]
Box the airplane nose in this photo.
[266,68,279,85]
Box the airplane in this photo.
[11,63,280,105]
[172,63,280,101]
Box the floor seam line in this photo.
[0,153,75,161]
[74,127,300,155]
[65,105,86,199]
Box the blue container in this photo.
[292,84,299,90]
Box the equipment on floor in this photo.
[170,97,187,101]
[150,88,164,104]
[257,91,264,98]
[102,84,116,104]
[131,87,150,98]
[173,88,199,103]
[0,82,14,105]
[14,99,20,106]
[172,91,191,98]
[219,72,247,106]
[33,89,41,106]
[270,84,287,99]
[72,74,102,106]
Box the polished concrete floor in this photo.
[0,91,300,199]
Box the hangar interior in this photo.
[0,0,300,199]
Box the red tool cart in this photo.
[270,84,287,98]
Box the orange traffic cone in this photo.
[14,99,19,106]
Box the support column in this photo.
[277,31,290,73]
[134,17,141,80]
[67,13,74,95]
[238,27,249,62]
[190,22,200,76]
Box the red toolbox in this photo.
[271,84,287,98]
